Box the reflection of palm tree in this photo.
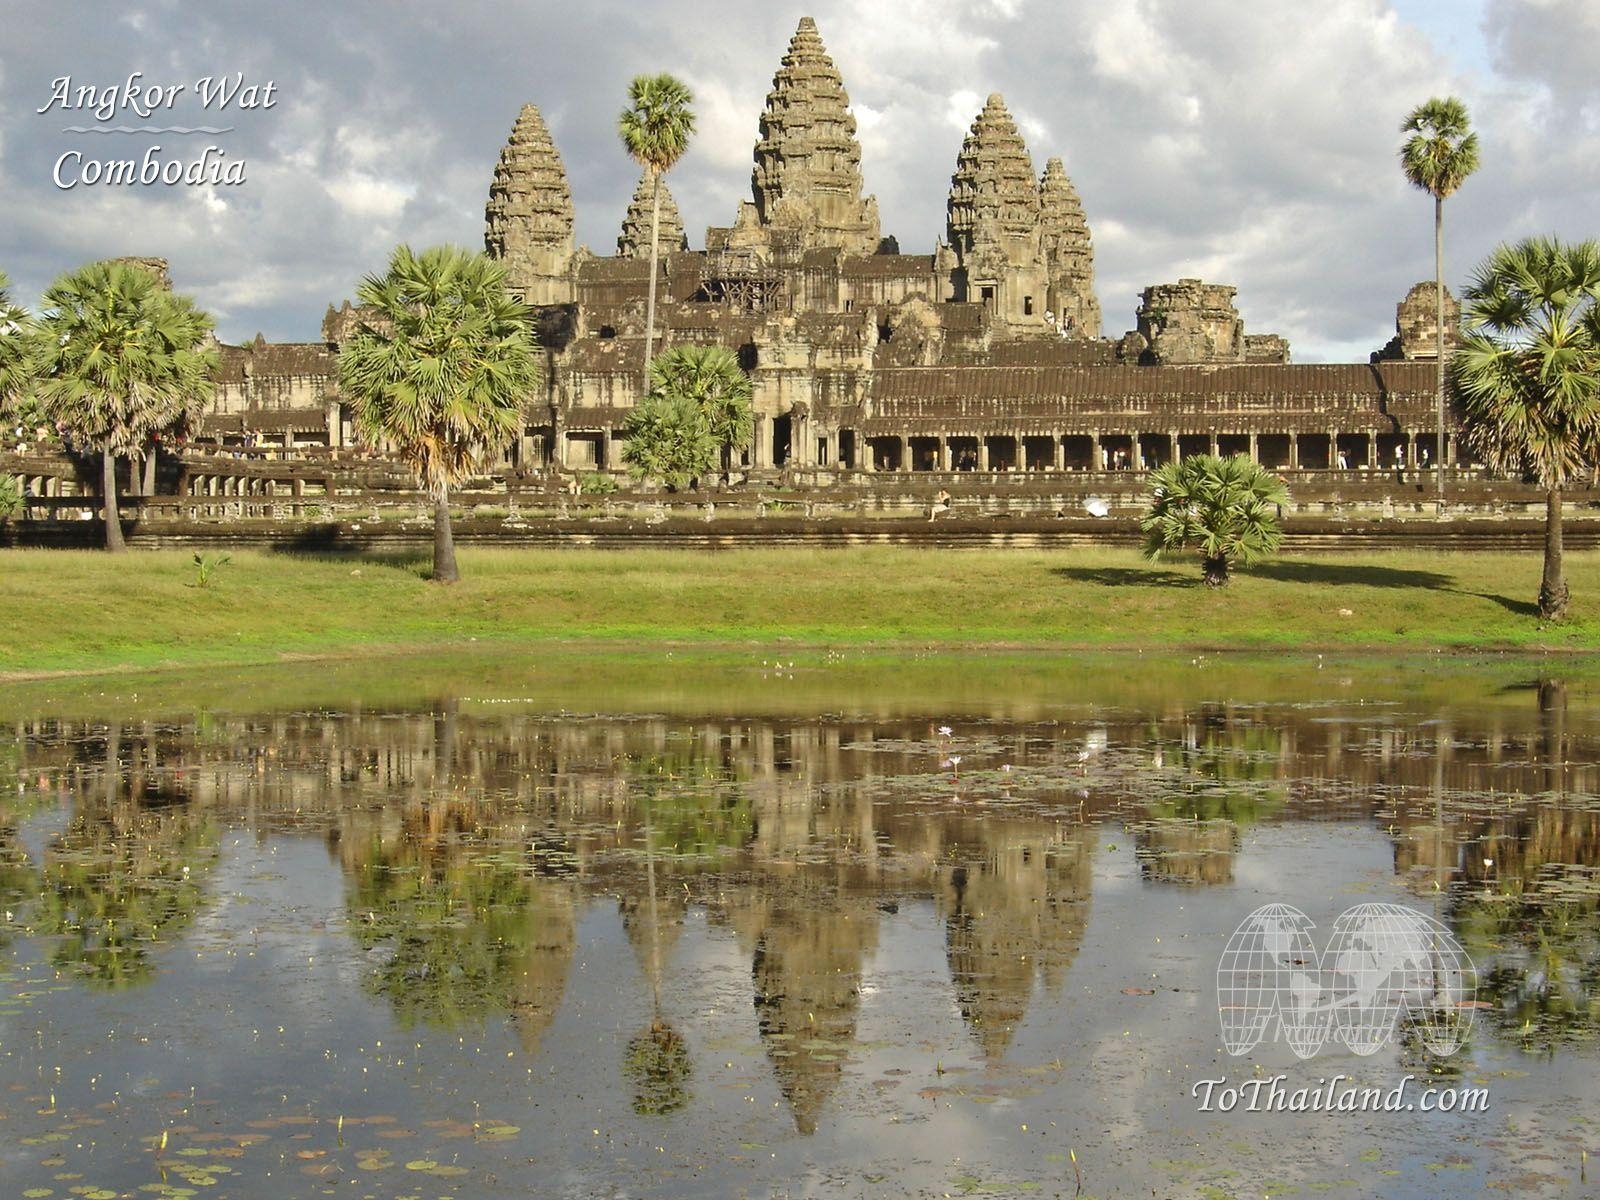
[35,804,216,988]
[622,1021,692,1116]
[621,767,693,1115]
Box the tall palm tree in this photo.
[0,270,30,410]
[1400,96,1480,502]
[618,74,695,387]
[647,344,753,481]
[29,261,216,552]
[1141,454,1288,587]
[1453,237,1600,622]
[338,244,540,584]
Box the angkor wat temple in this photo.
[201,16,1465,484]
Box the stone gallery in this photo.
[194,18,1457,484]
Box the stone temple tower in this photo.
[1038,157,1101,338]
[617,170,687,258]
[733,16,881,256]
[946,94,1048,327]
[484,103,574,304]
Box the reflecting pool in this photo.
[1,652,1597,1198]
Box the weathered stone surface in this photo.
[617,170,687,258]
[1136,280,1244,364]
[113,256,173,289]
[948,94,1039,267]
[746,16,881,256]
[1373,281,1462,361]
[946,94,1049,326]
[1037,156,1101,338]
[485,103,575,304]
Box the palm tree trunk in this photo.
[102,447,126,553]
[643,169,662,388]
[432,484,459,584]
[1539,485,1568,621]
[1434,194,1446,504]
[142,442,158,496]
[1202,554,1229,588]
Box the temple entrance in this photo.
[909,436,941,471]
[1334,433,1370,470]
[1061,436,1095,470]
[773,415,792,467]
[1022,436,1054,471]
[1177,435,1211,461]
[1216,434,1250,459]
[838,430,855,470]
[1375,432,1408,469]
[1256,434,1291,469]
[1138,434,1173,471]
[984,435,1018,472]
[868,437,902,471]
[1295,433,1331,469]
[949,436,980,471]
[1100,434,1134,471]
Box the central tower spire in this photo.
[745,15,881,255]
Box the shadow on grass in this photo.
[1459,590,1540,618]
[263,530,429,574]
[1242,561,1455,589]
[1050,566,1196,588]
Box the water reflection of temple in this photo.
[6,689,1600,1124]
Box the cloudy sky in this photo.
[1,0,1595,361]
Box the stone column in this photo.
[939,435,950,471]
[1053,436,1065,472]
[1133,436,1145,471]
[1367,434,1377,469]
[900,436,910,472]
[1208,432,1219,457]
[1170,429,1180,464]
[1289,435,1300,469]
[1248,432,1258,462]
[978,437,990,472]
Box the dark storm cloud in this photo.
[1,0,1594,361]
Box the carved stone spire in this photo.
[947,94,1040,263]
[945,94,1047,325]
[484,103,574,304]
[617,170,687,258]
[747,16,880,255]
[1038,156,1102,337]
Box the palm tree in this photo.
[618,74,695,386]
[0,270,30,411]
[1141,454,1288,587]
[1453,237,1600,621]
[1400,96,1480,502]
[647,344,753,481]
[29,261,216,552]
[620,390,718,491]
[338,244,540,584]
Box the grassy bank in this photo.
[2,546,1598,677]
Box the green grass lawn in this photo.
[2,545,1597,677]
